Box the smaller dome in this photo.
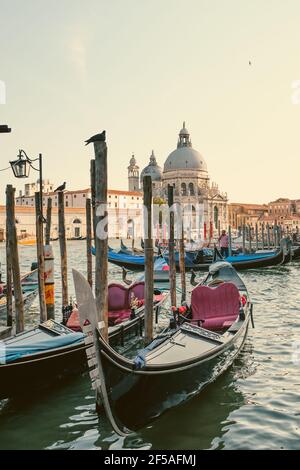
[141,150,162,183]
[128,153,139,169]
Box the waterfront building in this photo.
[129,122,228,238]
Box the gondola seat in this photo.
[191,282,240,330]
[108,282,145,326]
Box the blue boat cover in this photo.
[153,257,169,271]
[225,252,275,263]
[2,332,85,363]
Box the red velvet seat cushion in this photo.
[191,282,240,330]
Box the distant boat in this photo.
[18,238,36,246]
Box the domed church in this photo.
[128,123,228,237]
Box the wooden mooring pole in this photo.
[58,191,68,309]
[168,185,177,308]
[179,223,186,303]
[90,159,96,239]
[255,223,259,252]
[35,192,47,322]
[94,140,108,342]
[248,225,252,252]
[44,197,54,319]
[45,197,52,245]
[143,175,154,344]
[6,185,24,333]
[5,193,13,327]
[86,198,93,288]
[267,223,271,249]
[228,225,232,256]
[242,225,246,254]
[261,223,265,249]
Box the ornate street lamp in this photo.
[10,150,44,218]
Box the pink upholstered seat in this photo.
[191,282,240,331]
[108,282,145,326]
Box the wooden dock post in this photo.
[86,198,93,288]
[272,224,277,248]
[44,197,54,319]
[248,225,252,252]
[267,223,270,249]
[143,175,154,344]
[6,185,24,333]
[228,225,232,256]
[179,223,186,303]
[94,139,108,342]
[242,225,246,254]
[45,197,52,245]
[261,223,265,249]
[90,159,96,239]
[255,223,259,252]
[44,245,55,320]
[58,191,69,309]
[168,185,177,308]
[35,192,47,322]
[5,194,13,327]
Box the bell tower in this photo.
[128,154,140,191]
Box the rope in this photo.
[0,166,10,172]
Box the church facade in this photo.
[128,123,228,239]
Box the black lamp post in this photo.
[10,150,44,218]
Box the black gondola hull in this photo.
[99,318,249,431]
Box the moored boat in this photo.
[73,261,252,434]
[0,281,169,400]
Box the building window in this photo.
[115,203,117,208]
[73,218,82,224]
[181,183,187,196]
[66,201,68,207]
[83,194,86,197]
[74,195,76,198]
[189,183,195,196]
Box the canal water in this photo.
[0,240,300,450]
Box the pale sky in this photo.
[1,0,300,204]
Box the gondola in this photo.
[0,269,39,321]
[0,282,169,400]
[163,238,292,271]
[73,260,252,435]
[122,257,170,288]
[120,239,144,255]
[105,249,159,271]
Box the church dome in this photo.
[141,150,162,182]
[163,122,207,173]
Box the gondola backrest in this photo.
[108,282,145,311]
[191,282,240,330]
[108,284,129,310]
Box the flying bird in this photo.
[54,182,66,192]
[85,130,106,146]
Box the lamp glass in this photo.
[10,158,30,178]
